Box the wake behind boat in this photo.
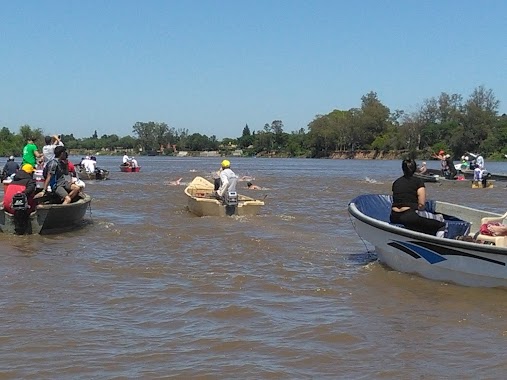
[348,194,507,288]
[184,176,264,217]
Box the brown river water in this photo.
[1,156,506,379]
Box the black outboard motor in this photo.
[12,192,28,211]
[11,192,30,234]
[482,171,491,188]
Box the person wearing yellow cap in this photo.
[216,159,238,199]
[2,163,37,215]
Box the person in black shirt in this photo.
[390,159,446,236]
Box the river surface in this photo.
[1,156,507,379]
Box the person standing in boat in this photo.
[42,135,64,166]
[444,154,457,179]
[390,159,446,237]
[432,150,448,176]
[475,154,485,170]
[22,136,43,167]
[216,160,238,198]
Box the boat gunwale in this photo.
[348,197,507,255]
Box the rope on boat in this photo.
[87,201,93,220]
[348,213,374,254]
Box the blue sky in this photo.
[1,0,506,139]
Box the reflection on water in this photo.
[0,156,506,378]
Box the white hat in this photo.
[9,155,14,160]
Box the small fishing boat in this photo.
[416,170,494,188]
[348,193,507,288]
[0,192,92,234]
[120,164,141,172]
[76,167,110,180]
[457,168,507,182]
[414,172,439,183]
[184,176,265,217]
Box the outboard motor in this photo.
[224,191,238,216]
[224,191,238,206]
[11,192,28,211]
[11,192,30,234]
[482,170,491,188]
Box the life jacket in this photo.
[3,183,35,214]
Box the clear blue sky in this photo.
[1,0,506,139]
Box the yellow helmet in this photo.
[221,159,230,168]
[21,163,35,174]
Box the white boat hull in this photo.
[353,218,507,287]
[349,195,507,288]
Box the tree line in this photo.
[1,85,505,159]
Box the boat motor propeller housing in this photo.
[11,192,28,211]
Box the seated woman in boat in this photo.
[390,159,446,236]
[418,162,427,174]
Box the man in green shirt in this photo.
[22,136,42,167]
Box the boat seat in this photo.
[351,194,471,239]
[470,210,507,246]
[480,210,507,225]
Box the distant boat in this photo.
[76,167,110,180]
[120,164,141,172]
